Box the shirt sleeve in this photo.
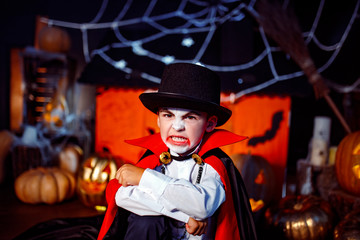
[115,162,225,222]
[115,184,190,223]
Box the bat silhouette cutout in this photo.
[247,111,284,147]
[147,127,156,135]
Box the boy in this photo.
[97,63,257,240]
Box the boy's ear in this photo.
[157,116,160,128]
[206,116,218,132]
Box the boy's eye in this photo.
[186,115,197,120]
[162,113,173,118]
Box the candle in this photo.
[310,116,331,166]
[328,146,337,166]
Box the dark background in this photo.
[1,0,360,177]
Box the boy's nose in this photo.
[172,118,185,131]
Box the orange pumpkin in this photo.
[77,149,121,209]
[38,26,71,53]
[335,131,360,196]
[14,167,75,204]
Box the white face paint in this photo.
[157,107,209,155]
[171,112,186,131]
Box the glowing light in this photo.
[95,205,107,212]
[182,37,195,47]
[353,164,360,179]
[352,143,360,154]
[162,55,175,64]
[114,60,127,69]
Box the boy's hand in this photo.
[186,217,207,236]
[115,164,145,187]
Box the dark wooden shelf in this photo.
[0,182,103,240]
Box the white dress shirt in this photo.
[115,152,226,239]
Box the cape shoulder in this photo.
[205,149,258,240]
[125,129,247,157]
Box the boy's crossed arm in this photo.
[116,163,144,187]
[115,163,209,236]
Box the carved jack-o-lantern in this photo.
[231,153,275,211]
[335,130,360,196]
[77,149,121,209]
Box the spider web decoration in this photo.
[41,0,360,101]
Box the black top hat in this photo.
[139,63,232,126]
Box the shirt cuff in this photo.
[139,168,172,198]
[160,208,190,223]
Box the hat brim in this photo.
[139,92,231,126]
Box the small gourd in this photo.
[14,167,75,204]
[38,26,71,53]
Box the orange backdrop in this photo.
[95,87,291,198]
